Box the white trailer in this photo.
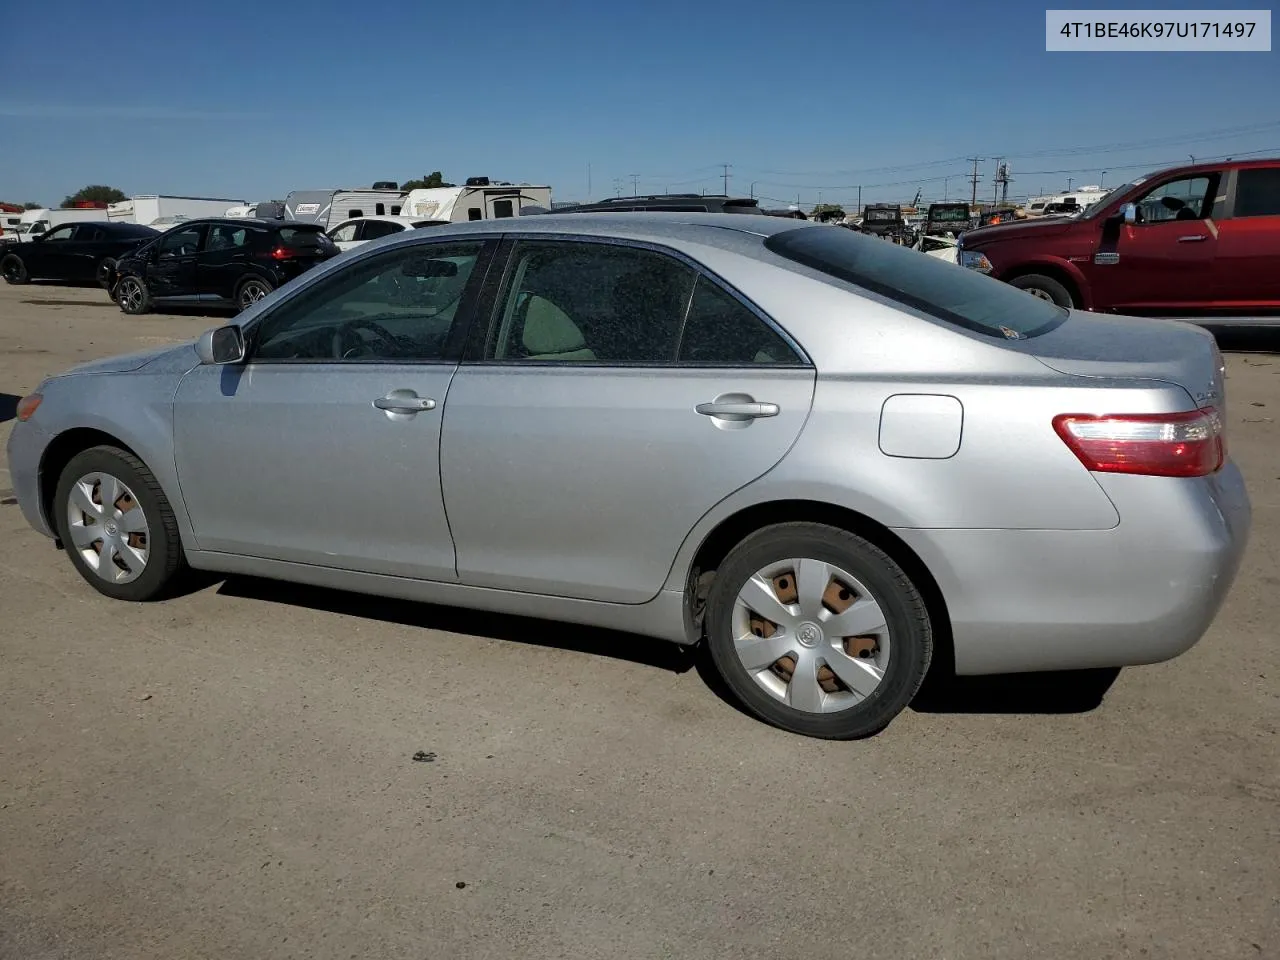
[400,178,551,222]
[12,206,109,239]
[283,188,408,230]
[106,195,246,227]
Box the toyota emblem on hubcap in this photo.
[797,622,822,647]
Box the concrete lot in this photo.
[1,281,1277,960]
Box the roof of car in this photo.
[157,217,324,229]
[330,215,429,226]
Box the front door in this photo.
[172,238,495,580]
[440,238,816,604]
[1091,171,1222,314]
[26,223,78,278]
[148,223,205,300]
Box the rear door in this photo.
[148,223,205,300]
[1093,171,1222,314]
[59,223,105,282]
[197,222,256,300]
[439,237,816,603]
[1214,166,1280,310]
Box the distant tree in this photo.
[400,171,455,190]
[24,201,43,210]
[61,185,127,208]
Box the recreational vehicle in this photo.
[283,188,408,229]
[107,195,246,227]
[400,177,552,222]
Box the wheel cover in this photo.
[241,282,267,305]
[119,279,144,311]
[66,472,150,584]
[1025,287,1055,302]
[2,258,21,281]
[731,558,891,714]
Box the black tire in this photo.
[1010,273,1074,308]
[1,253,28,284]
[235,276,274,313]
[116,275,151,314]
[704,522,932,740]
[96,257,117,289]
[53,445,186,602]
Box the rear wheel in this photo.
[705,522,932,739]
[53,445,186,602]
[116,276,150,314]
[1010,273,1074,308]
[236,277,273,313]
[1,254,28,284]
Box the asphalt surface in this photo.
[1,282,1277,960]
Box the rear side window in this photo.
[764,226,1067,340]
[679,276,804,365]
[1234,168,1280,218]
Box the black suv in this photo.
[1,221,160,287]
[553,194,766,215]
[110,218,338,315]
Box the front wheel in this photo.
[116,275,151,314]
[236,277,273,313]
[1010,273,1074,308]
[1,253,28,284]
[704,522,933,739]
[53,445,186,601]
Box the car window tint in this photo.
[206,225,248,251]
[490,241,696,364]
[765,225,1066,340]
[1135,176,1214,222]
[361,220,403,240]
[1234,168,1280,218]
[252,242,483,363]
[330,222,359,243]
[158,226,202,257]
[42,225,76,242]
[678,276,803,365]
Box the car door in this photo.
[439,238,816,604]
[59,223,104,282]
[197,222,255,300]
[1213,166,1280,309]
[148,223,206,300]
[171,238,497,580]
[26,223,77,278]
[1092,171,1222,314]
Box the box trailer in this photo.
[284,188,408,229]
[107,195,246,227]
[12,206,109,239]
[400,177,552,222]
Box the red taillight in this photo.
[1053,407,1224,478]
[270,246,293,260]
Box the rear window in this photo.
[764,226,1067,340]
[275,226,326,247]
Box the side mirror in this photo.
[195,325,246,365]
[1120,202,1137,225]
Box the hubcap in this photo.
[731,558,891,714]
[66,472,150,584]
[1026,287,1055,301]
[242,283,266,305]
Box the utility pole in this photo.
[857,185,862,212]
[629,174,640,197]
[1066,177,1074,192]
[587,163,592,199]
[993,158,1003,208]
[1001,164,1012,204]
[721,163,731,196]
[967,157,983,206]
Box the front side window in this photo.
[765,225,1066,339]
[1233,168,1280,218]
[1134,175,1217,223]
[678,276,803,365]
[329,222,359,243]
[158,226,203,257]
[251,242,484,363]
[489,241,696,363]
[42,225,76,242]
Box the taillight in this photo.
[270,246,293,260]
[16,392,42,421]
[1053,407,1224,478]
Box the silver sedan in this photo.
[6,213,1251,739]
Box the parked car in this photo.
[0,221,160,287]
[860,204,907,240]
[109,218,339,315]
[956,158,1280,318]
[327,215,450,252]
[554,194,767,215]
[6,214,1249,739]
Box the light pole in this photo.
[1100,170,1106,187]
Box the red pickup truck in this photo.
[956,159,1280,320]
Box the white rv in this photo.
[12,206,109,239]
[284,188,408,230]
[1024,185,1109,217]
[107,195,246,227]
[401,177,552,222]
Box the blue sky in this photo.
[2,0,1276,209]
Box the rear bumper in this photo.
[6,419,54,538]
[895,461,1251,675]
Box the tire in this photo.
[54,445,186,602]
[1,253,28,284]
[96,257,117,289]
[704,522,932,740]
[116,275,151,314]
[235,276,273,313]
[1010,273,1074,308]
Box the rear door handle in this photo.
[374,394,436,413]
[695,400,779,419]
[1177,234,1208,242]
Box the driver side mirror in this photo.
[195,325,246,365]
[1120,202,1137,225]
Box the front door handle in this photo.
[374,393,436,413]
[1177,234,1208,242]
[695,400,780,419]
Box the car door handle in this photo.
[1177,234,1208,242]
[374,395,436,413]
[695,400,779,419]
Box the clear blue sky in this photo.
[2,0,1277,209]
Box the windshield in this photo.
[765,225,1067,339]
[866,209,898,221]
[931,208,969,221]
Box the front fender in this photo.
[996,254,1095,309]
